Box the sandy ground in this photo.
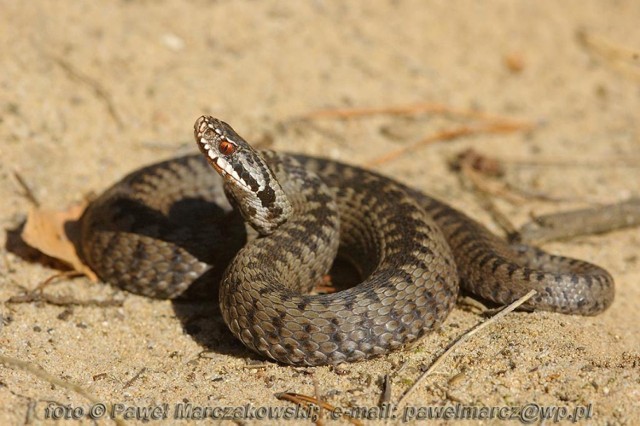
[1,1,639,425]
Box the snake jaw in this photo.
[210,157,223,174]
[194,116,246,189]
[211,156,246,189]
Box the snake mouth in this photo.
[209,156,247,190]
[209,156,224,174]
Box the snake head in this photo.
[194,116,292,235]
[195,116,248,177]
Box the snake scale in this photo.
[80,116,615,366]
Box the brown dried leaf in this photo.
[21,202,97,281]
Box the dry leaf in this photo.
[21,202,97,281]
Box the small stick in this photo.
[240,363,269,369]
[499,156,640,169]
[50,55,124,128]
[123,367,147,389]
[0,355,127,426]
[456,151,520,237]
[366,121,532,168]
[454,149,580,235]
[577,29,640,61]
[313,376,325,426]
[275,392,363,426]
[13,171,40,207]
[576,29,640,81]
[36,271,84,291]
[301,103,527,124]
[7,271,124,308]
[519,198,640,244]
[7,291,124,307]
[397,290,537,408]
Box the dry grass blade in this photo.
[301,103,526,123]
[498,156,640,169]
[455,150,519,237]
[298,102,534,167]
[366,121,532,167]
[13,171,40,207]
[50,55,124,128]
[7,289,124,308]
[274,392,364,426]
[397,290,537,408]
[576,29,640,81]
[0,355,127,426]
[7,271,123,307]
[312,377,326,426]
[123,367,147,389]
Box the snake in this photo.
[79,116,615,366]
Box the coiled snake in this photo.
[80,116,615,366]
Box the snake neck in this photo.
[222,151,293,236]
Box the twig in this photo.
[0,354,127,426]
[577,29,640,61]
[499,156,640,169]
[453,149,593,238]
[313,376,325,426]
[7,271,124,307]
[301,103,527,124]
[123,367,147,389]
[457,150,625,204]
[275,393,363,426]
[576,29,640,81]
[297,103,534,167]
[13,171,40,207]
[456,150,520,237]
[7,291,124,308]
[366,121,532,167]
[37,271,84,291]
[519,198,640,244]
[50,55,123,128]
[240,363,269,369]
[397,290,537,408]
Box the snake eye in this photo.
[219,139,237,155]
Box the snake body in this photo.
[80,117,615,366]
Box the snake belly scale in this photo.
[79,116,615,366]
